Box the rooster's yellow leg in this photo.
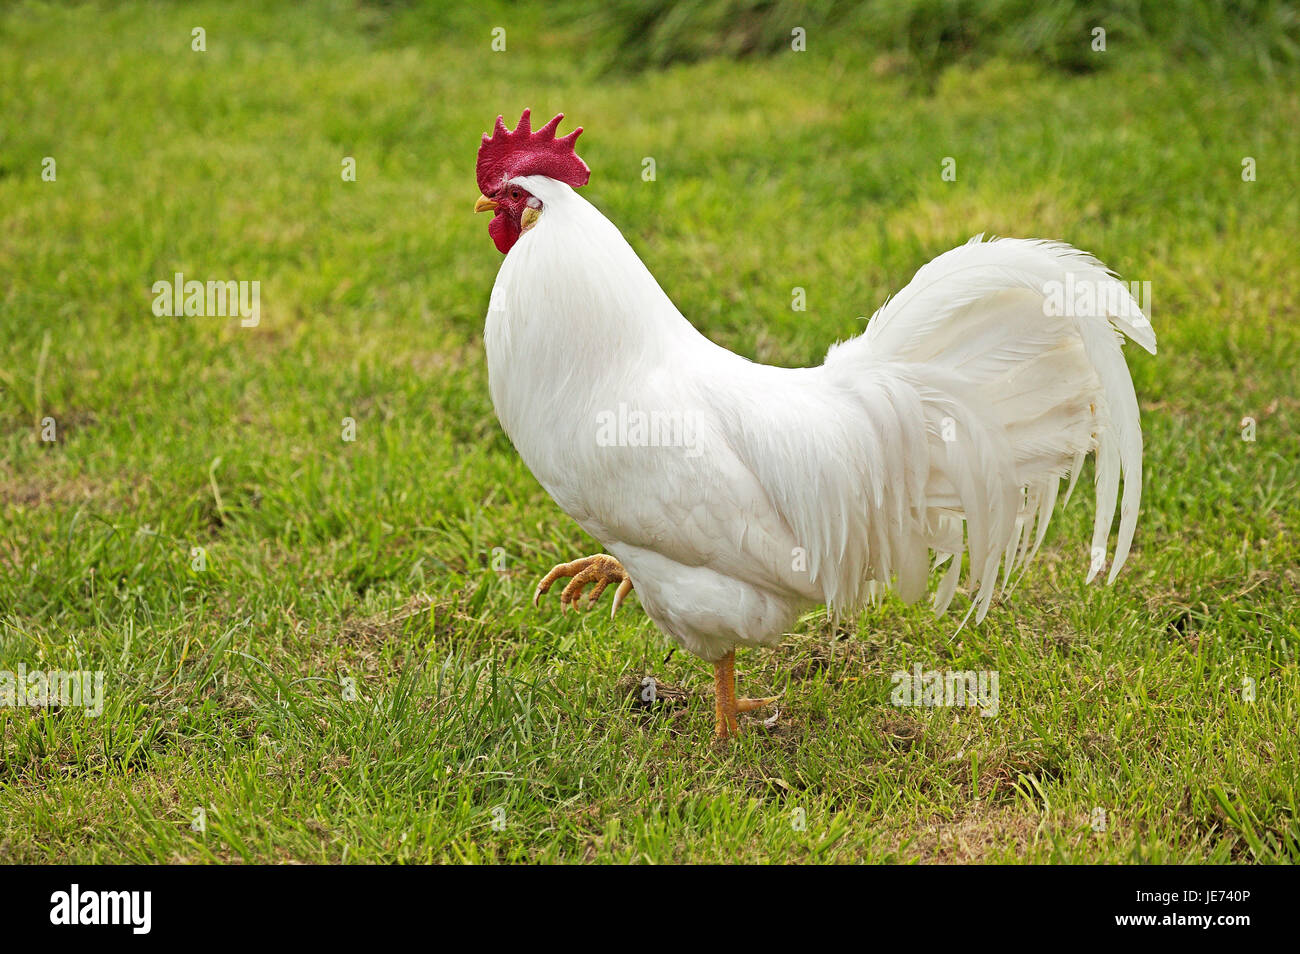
[713,649,779,739]
[533,554,633,616]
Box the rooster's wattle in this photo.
[474,109,1156,739]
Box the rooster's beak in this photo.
[474,195,499,214]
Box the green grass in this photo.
[583,0,1300,78]
[0,0,1297,863]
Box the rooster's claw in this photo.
[533,554,633,618]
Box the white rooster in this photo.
[474,109,1155,739]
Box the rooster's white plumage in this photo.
[475,110,1155,738]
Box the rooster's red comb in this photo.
[476,108,590,196]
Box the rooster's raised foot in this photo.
[533,554,633,617]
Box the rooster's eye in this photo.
[511,190,520,199]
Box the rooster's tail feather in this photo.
[824,236,1155,621]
